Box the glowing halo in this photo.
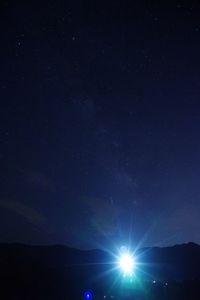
[117,248,136,276]
[83,290,93,300]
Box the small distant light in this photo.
[165,282,168,286]
[153,280,156,284]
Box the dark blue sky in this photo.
[1,0,200,249]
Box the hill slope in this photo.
[0,242,200,299]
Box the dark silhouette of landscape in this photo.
[0,242,200,299]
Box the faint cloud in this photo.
[114,170,134,186]
[163,204,200,232]
[71,98,95,120]
[0,199,47,226]
[85,197,121,236]
[16,168,53,191]
[26,171,52,190]
[151,204,200,245]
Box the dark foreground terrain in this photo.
[0,242,200,299]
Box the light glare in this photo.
[118,253,135,275]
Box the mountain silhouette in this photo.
[0,242,200,299]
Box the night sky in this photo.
[1,0,200,249]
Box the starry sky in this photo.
[1,0,200,249]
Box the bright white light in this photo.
[118,253,135,275]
